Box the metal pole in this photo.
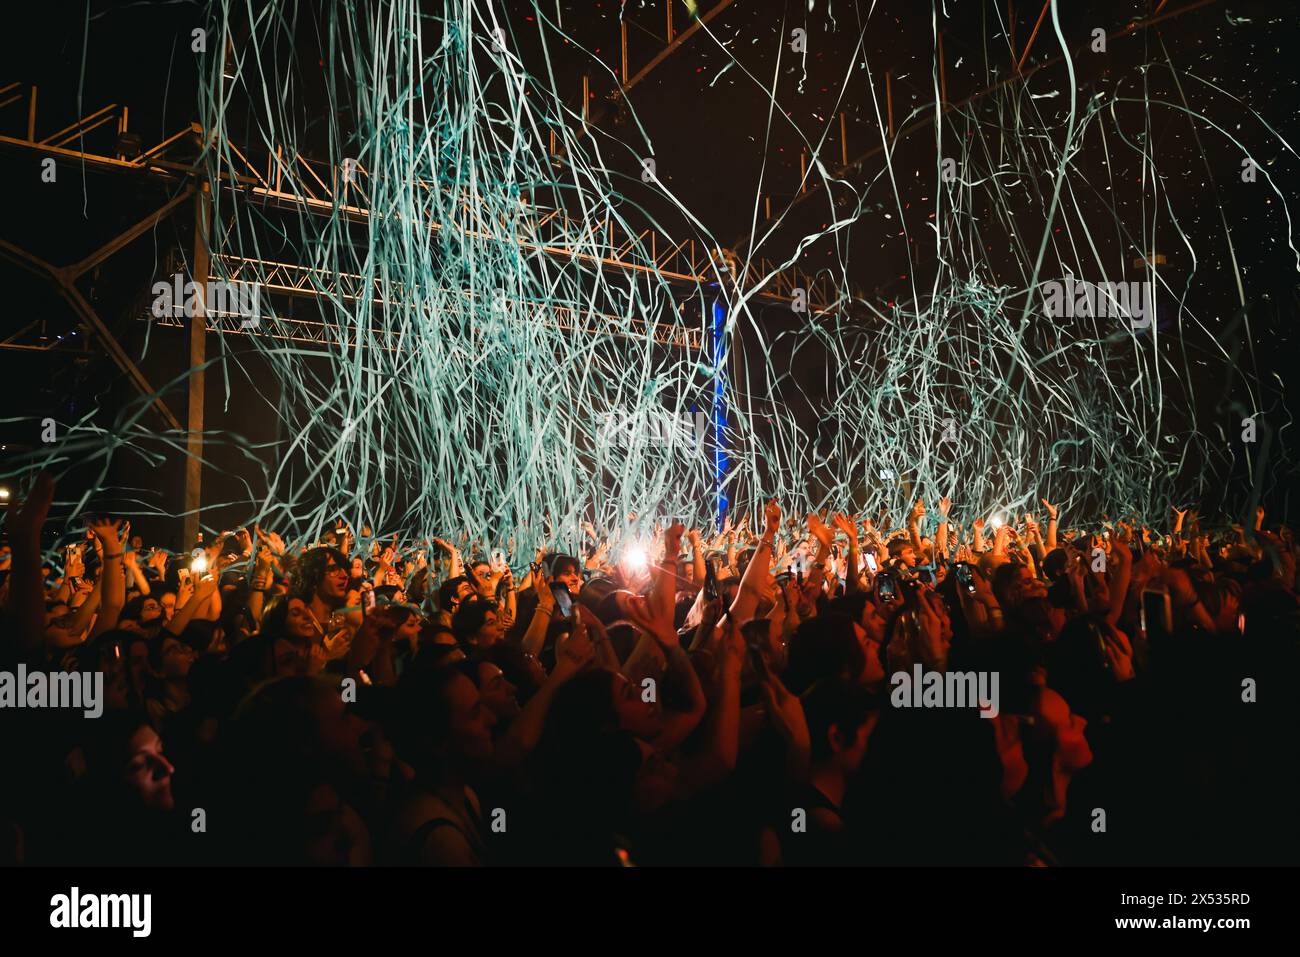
[184,181,211,548]
[886,72,894,141]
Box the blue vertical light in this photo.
[711,299,728,531]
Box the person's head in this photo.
[802,679,880,774]
[117,596,161,636]
[1041,548,1069,581]
[85,711,175,812]
[437,575,476,615]
[233,674,371,782]
[261,596,319,642]
[418,620,459,649]
[887,538,918,568]
[548,555,582,597]
[138,595,163,624]
[124,634,151,695]
[223,676,374,863]
[785,613,868,694]
[384,605,422,644]
[469,561,493,595]
[991,561,1047,611]
[464,657,521,723]
[78,630,133,711]
[550,666,663,742]
[291,547,351,608]
[148,632,196,680]
[391,664,497,778]
[452,599,504,648]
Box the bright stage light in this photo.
[190,554,209,574]
[624,546,648,571]
[989,514,1003,528]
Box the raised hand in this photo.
[622,591,680,650]
[553,618,595,679]
[937,496,952,519]
[1040,498,1058,521]
[807,512,833,549]
[830,511,856,539]
[86,517,127,553]
[761,670,810,753]
[176,574,195,607]
[762,499,781,540]
[533,564,555,614]
[1102,626,1135,682]
[255,526,286,556]
[9,472,55,550]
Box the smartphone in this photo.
[864,553,878,573]
[703,559,719,602]
[361,587,376,618]
[1140,588,1172,637]
[550,581,574,620]
[1084,617,1112,672]
[916,567,935,587]
[953,562,977,595]
[875,571,898,604]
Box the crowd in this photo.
[1,473,1297,866]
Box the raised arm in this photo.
[519,564,556,658]
[935,497,952,560]
[831,512,861,593]
[1040,498,1059,551]
[86,518,128,639]
[907,499,926,554]
[4,472,56,656]
[688,528,706,588]
[729,500,780,625]
[166,572,220,637]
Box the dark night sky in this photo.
[2,0,1298,534]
